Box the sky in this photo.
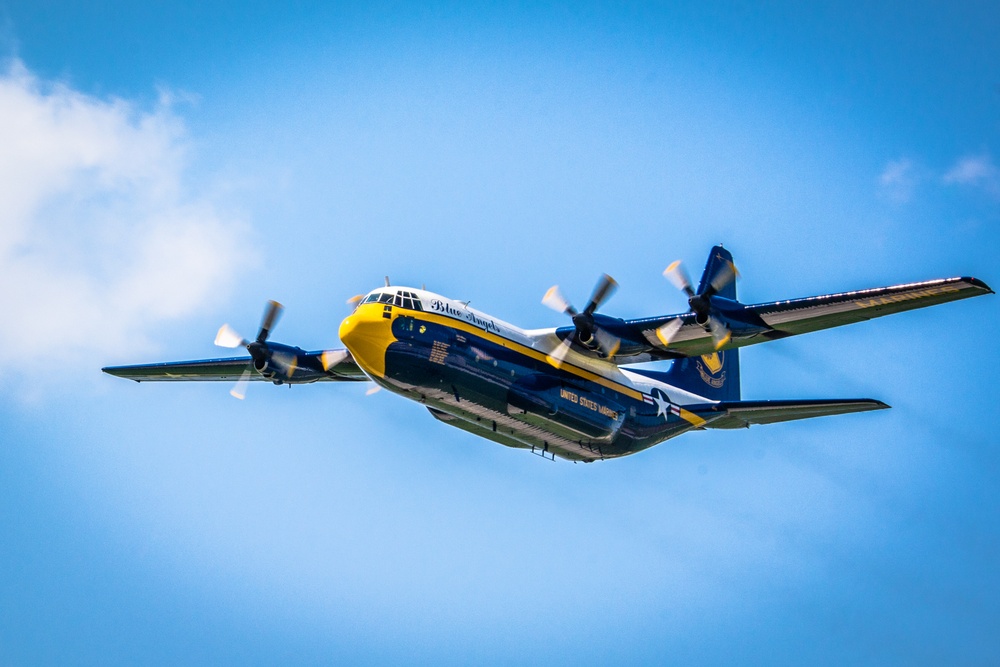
[1,2,998,664]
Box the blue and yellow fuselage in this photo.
[339,287,715,461]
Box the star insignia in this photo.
[651,389,672,422]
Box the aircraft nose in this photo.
[339,304,395,378]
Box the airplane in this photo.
[103,246,992,462]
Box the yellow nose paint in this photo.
[339,303,398,378]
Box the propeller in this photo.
[214,300,289,399]
[213,323,247,349]
[321,349,349,371]
[230,369,252,400]
[542,274,621,365]
[660,257,739,350]
[256,300,283,343]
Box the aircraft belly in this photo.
[376,316,707,461]
[383,343,608,461]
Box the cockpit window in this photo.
[403,291,423,311]
[363,290,422,310]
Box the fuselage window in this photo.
[378,292,395,304]
[363,294,380,304]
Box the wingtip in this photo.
[102,366,141,383]
[962,276,994,294]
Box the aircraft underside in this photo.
[376,315,704,462]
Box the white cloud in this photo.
[0,60,254,384]
[878,158,916,203]
[943,154,1000,196]
[879,153,1000,203]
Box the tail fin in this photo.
[662,245,740,401]
[698,245,737,301]
[660,349,740,402]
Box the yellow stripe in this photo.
[678,408,707,427]
[410,310,645,401]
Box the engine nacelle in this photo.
[247,342,329,385]
[253,356,272,376]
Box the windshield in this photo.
[360,290,422,311]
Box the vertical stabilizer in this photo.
[660,349,740,402]
[697,245,738,301]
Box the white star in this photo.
[652,391,672,421]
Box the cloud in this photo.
[0,60,254,385]
[878,158,917,203]
[879,153,1000,203]
[943,154,1000,197]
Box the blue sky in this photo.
[1,2,998,664]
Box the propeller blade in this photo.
[542,286,576,315]
[664,260,695,297]
[656,318,684,346]
[707,315,732,350]
[214,324,247,349]
[366,385,382,396]
[707,260,739,295]
[256,300,284,343]
[321,349,349,371]
[230,368,252,400]
[593,328,621,358]
[546,336,574,368]
[346,294,363,306]
[271,350,298,377]
[583,274,618,315]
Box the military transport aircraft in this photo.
[103,246,992,462]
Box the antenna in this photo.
[384,276,390,287]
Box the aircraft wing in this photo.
[704,398,890,429]
[747,276,991,335]
[623,276,992,360]
[102,349,368,382]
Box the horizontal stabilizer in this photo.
[705,398,889,429]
